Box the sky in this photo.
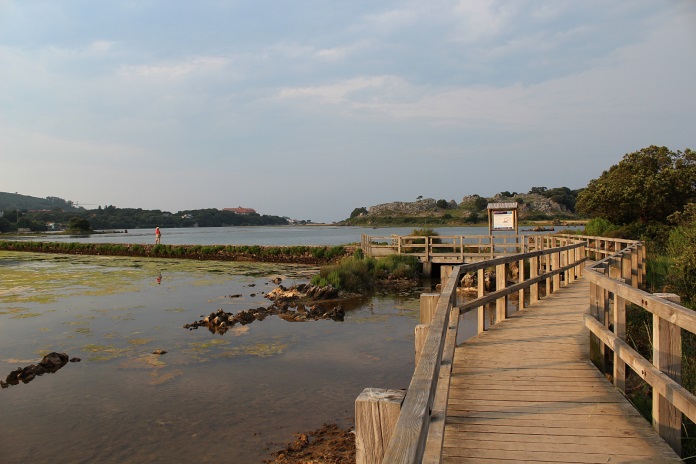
[1,1,695,223]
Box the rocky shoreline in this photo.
[183,283,347,334]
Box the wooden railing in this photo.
[358,237,587,463]
[361,233,580,262]
[584,240,696,455]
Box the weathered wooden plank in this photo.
[441,447,681,464]
[442,434,676,457]
[446,400,647,416]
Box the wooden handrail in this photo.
[584,240,696,455]
[380,238,587,463]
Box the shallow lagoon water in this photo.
[0,252,423,463]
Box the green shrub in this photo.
[584,218,617,236]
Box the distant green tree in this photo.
[667,204,696,303]
[473,196,488,211]
[576,146,696,225]
[67,217,92,233]
[18,217,47,232]
[350,207,368,218]
[0,217,13,232]
[436,199,448,209]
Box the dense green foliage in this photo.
[577,146,696,225]
[67,217,93,233]
[0,192,291,231]
[310,253,420,293]
[5,205,289,231]
[350,207,368,218]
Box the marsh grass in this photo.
[311,254,420,293]
[0,240,349,264]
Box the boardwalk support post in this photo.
[355,388,406,464]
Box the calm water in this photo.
[0,253,433,463]
[14,225,574,246]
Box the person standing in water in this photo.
[155,227,161,244]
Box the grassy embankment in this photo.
[0,240,351,265]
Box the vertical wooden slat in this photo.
[653,293,683,455]
[477,268,485,333]
[613,294,626,392]
[518,258,525,310]
[589,282,605,372]
[495,262,506,322]
[552,251,560,293]
[530,255,539,303]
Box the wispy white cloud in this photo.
[119,56,229,80]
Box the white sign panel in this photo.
[492,210,515,231]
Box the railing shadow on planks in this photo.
[355,235,589,464]
[355,234,696,463]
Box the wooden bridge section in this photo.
[356,234,696,464]
[443,279,680,463]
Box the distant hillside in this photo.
[0,192,79,212]
[341,187,583,226]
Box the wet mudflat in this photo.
[0,252,421,463]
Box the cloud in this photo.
[119,56,229,80]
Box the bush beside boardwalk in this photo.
[0,240,352,265]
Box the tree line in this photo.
[0,205,289,232]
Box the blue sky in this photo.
[1,1,694,222]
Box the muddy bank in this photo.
[266,423,355,464]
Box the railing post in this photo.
[420,293,439,325]
[631,247,639,288]
[518,258,525,310]
[355,388,406,464]
[608,257,626,392]
[652,293,683,455]
[496,262,506,322]
[639,242,647,288]
[545,250,551,297]
[530,256,539,303]
[589,280,606,373]
[552,250,560,293]
[477,268,485,333]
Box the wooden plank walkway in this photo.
[442,278,682,464]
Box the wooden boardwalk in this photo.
[442,278,682,464]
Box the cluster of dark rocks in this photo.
[183,284,344,334]
[1,352,80,388]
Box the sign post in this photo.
[487,202,519,235]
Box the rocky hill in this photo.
[343,191,579,226]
